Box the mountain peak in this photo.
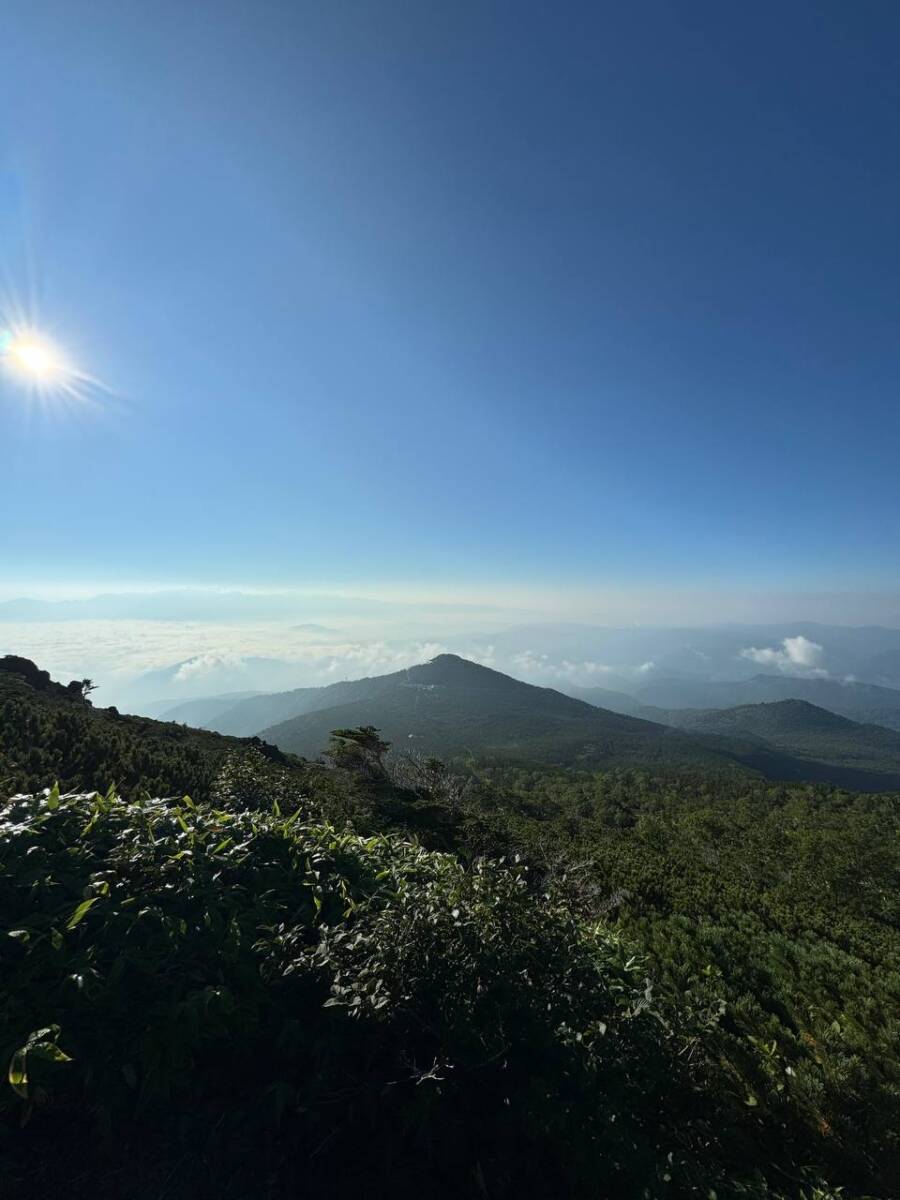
[412,654,511,686]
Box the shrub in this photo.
[1,785,696,1198]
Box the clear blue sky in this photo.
[2,1,899,598]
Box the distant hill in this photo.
[856,647,900,690]
[615,697,900,791]
[630,672,900,730]
[561,685,648,716]
[210,682,371,737]
[255,654,750,774]
[157,691,262,727]
[0,656,298,798]
[658,698,860,737]
[118,656,310,710]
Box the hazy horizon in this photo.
[3,581,900,711]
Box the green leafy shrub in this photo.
[0,784,708,1199]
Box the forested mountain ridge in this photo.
[628,672,900,729]
[586,695,900,791]
[186,653,610,737]
[254,654,754,775]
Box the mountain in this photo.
[255,654,748,773]
[856,647,900,690]
[209,681,374,736]
[561,685,649,716]
[630,672,900,730]
[617,698,900,791]
[118,656,311,710]
[156,691,262,726]
[209,656,624,738]
[656,698,860,738]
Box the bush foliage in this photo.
[1,778,708,1198]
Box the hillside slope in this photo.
[207,682,364,736]
[0,656,297,798]
[627,698,900,791]
[257,654,750,773]
[156,692,262,727]
[631,673,900,729]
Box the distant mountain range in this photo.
[148,691,262,725]
[5,650,900,790]
[648,699,900,791]
[253,654,743,774]
[153,652,900,790]
[571,673,900,731]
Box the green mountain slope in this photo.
[257,654,749,774]
[632,673,900,729]
[0,656,296,798]
[210,681,369,736]
[559,684,647,715]
[632,699,900,790]
[156,691,262,727]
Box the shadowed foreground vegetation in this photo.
[1,661,898,1197]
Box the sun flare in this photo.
[0,323,103,406]
[9,338,59,377]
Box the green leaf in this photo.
[8,1048,28,1099]
[29,1043,72,1065]
[46,782,60,811]
[67,896,99,929]
[7,1030,72,1100]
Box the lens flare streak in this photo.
[0,321,108,410]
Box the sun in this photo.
[0,320,109,409]
[9,337,59,378]
[0,325,89,403]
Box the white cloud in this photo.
[174,653,248,684]
[463,644,497,668]
[740,635,827,676]
[510,652,653,686]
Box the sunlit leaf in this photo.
[67,896,99,929]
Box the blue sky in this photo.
[2,1,899,608]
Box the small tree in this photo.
[66,678,97,700]
[326,726,390,779]
[387,751,466,811]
